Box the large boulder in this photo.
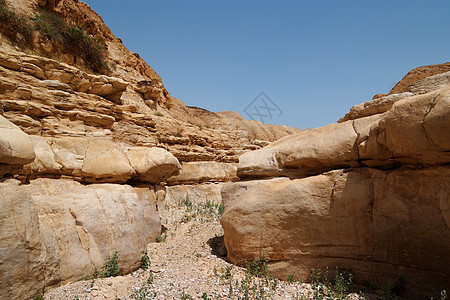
[238,86,450,177]
[167,161,238,185]
[125,147,181,184]
[0,115,35,166]
[221,167,450,298]
[0,178,161,300]
[21,136,181,184]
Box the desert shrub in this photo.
[102,251,119,277]
[140,251,151,270]
[245,256,270,279]
[32,8,108,73]
[0,0,33,47]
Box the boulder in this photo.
[221,167,450,298]
[0,115,35,166]
[0,178,161,300]
[167,161,238,184]
[238,86,450,177]
[81,139,135,183]
[125,147,181,183]
[238,121,359,178]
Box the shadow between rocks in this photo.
[207,235,227,260]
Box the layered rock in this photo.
[0,178,161,300]
[222,80,450,298]
[0,2,298,299]
[0,47,298,163]
[0,115,35,176]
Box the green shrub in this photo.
[140,251,151,270]
[32,8,108,74]
[155,233,167,243]
[245,256,270,279]
[0,0,33,47]
[102,251,119,277]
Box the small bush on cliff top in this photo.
[0,0,33,47]
[32,8,109,74]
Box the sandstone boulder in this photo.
[126,147,181,183]
[238,121,359,178]
[221,167,450,298]
[0,178,161,300]
[238,86,450,177]
[82,139,135,183]
[167,161,238,184]
[0,115,35,166]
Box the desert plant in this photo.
[245,256,270,279]
[286,273,296,284]
[155,233,167,243]
[181,291,193,299]
[334,267,354,299]
[140,251,151,270]
[32,8,108,73]
[102,251,119,277]
[0,0,33,47]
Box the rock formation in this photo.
[0,0,297,299]
[221,73,450,298]
[1,0,449,299]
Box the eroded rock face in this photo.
[0,115,35,165]
[167,161,238,185]
[0,178,161,300]
[222,81,450,298]
[238,86,450,179]
[221,167,450,298]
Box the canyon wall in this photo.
[221,72,450,299]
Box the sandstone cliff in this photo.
[221,70,450,298]
[0,1,298,299]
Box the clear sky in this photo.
[83,0,449,130]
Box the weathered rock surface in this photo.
[221,167,450,298]
[167,161,237,185]
[0,178,161,300]
[0,115,35,165]
[339,69,450,122]
[239,86,450,179]
[223,78,450,298]
[22,135,181,183]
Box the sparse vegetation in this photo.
[308,266,358,299]
[32,8,108,73]
[178,195,224,223]
[155,233,167,243]
[181,291,193,299]
[88,251,120,287]
[140,251,151,270]
[0,1,108,73]
[103,251,120,278]
[154,112,164,117]
[0,0,33,47]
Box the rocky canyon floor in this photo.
[44,197,382,300]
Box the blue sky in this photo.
[83,0,450,130]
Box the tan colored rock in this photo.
[0,179,44,300]
[167,161,238,184]
[125,147,181,183]
[82,139,135,183]
[0,115,35,165]
[339,71,450,123]
[28,136,61,174]
[0,178,161,300]
[382,87,450,165]
[238,121,358,178]
[221,167,450,298]
[164,183,224,206]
